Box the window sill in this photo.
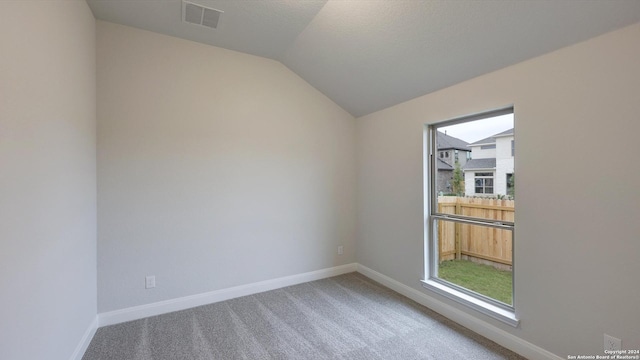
[421,279,519,328]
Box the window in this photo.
[507,173,514,197]
[423,107,517,326]
[474,172,494,194]
[445,151,449,158]
[511,140,515,156]
[480,144,496,150]
[454,150,459,162]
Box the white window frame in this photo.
[422,107,519,327]
[474,172,494,194]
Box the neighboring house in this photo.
[463,128,514,197]
[436,132,470,194]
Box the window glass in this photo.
[435,218,513,305]
[427,108,515,310]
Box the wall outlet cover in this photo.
[145,275,156,289]
[604,334,621,351]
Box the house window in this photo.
[445,151,449,158]
[480,144,496,150]
[474,172,494,194]
[507,173,514,197]
[440,152,444,158]
[454,150,459,162]
[423,107,517,327]
[511,140,515,156]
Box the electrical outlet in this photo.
[338,245,344,255]
[604,334,621,352]
[145,275,156,289]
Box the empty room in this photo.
[1,1,639,359]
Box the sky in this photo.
[438,114,514,143]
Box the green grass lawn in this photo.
[438,260,512,305]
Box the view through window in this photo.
[427,108,515,310]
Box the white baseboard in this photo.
[98,263,357,327]
[356,264,563,360]
[69,316,98,360]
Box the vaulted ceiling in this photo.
[87,0,640,117]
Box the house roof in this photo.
[437,158,454,171]
[463,158,496,170]
[437,132,469,151]
[470,128,514,146]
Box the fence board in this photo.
[437,196,514,267]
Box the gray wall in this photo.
[356,23,640,357]
[0,2,97,359]
[97,22,356,312]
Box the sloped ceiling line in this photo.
[87,0,640,117]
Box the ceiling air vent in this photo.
[183,1,223,29]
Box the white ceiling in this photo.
[87,0,640,117]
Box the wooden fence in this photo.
[438,196,514,268]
